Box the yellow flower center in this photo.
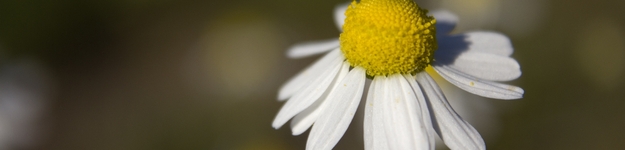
[340,0,437,76]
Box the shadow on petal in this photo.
[434,34,470,65]
[436,21,456,35]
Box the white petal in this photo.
[278,49,341,101]
[380,75,430,150]
[436,52,521,81]
[290,62,350,135]
[434,66,524,100]
[403,74,436,149]
[363,75,376,150]
[364,76,390,150]
[430,10,458,35]
[465,31,514,56]
[272,52,344,129]
[438,31,513,57]
[306,67,366,150]
[334,3,349,31]
[436,32,514,68]
[416,72,485,150]
[287,38,340,59]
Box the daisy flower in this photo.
[272,0,523,149]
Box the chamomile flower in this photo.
[273,0,523,149]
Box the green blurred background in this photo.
[0,0,624,149]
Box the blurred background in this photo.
[0,0,624,149]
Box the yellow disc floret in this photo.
[340,0,437,76]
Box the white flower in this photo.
[0,59,50,149]
[272,1,523,149]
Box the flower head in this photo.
[340,0,436,76]
[273,0,524,149]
